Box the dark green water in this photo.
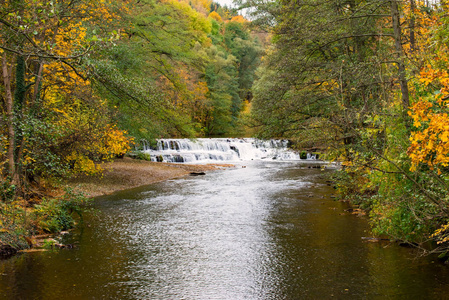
[1,161,449,299]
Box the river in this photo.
[1,160,449,299]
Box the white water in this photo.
[142,138,311,163]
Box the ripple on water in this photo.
[2,161,449,299]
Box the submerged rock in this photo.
[54,243,75,249]
[190,172,206,176]
[0,245,18,259]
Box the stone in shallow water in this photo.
[189,172,206,176]
[0,245,18,258]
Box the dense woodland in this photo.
[2,0,449,257]
[246,0,449,255]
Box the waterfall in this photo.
[142,138,311,163]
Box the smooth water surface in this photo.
[1,161,449,299]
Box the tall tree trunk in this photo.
[391,0,410,113]
[409,0,416,53]
[14,56,26,113]
[2,53,17,183]
[13,55,26,185]
[33,61,44,103]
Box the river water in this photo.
[2,161,449,299]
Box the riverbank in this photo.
[65,157,234,198]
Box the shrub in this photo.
[32,189,91,233]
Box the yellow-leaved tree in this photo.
[0,0,132,195]
[407,2,449,173]
[405,2,449,247]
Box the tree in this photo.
[91,0,214,140]
[247,0,449,251]
[0,0,131,194]
[200,16,262,135]
[251,0,393,151]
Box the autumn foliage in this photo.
[0,0,261,248]
[407,3,449,173]
[248,0,449,253]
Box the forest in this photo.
[2,0,449,258]
[246,0,449,255]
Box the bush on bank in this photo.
[330,114,449,254]
[0,187,91,256]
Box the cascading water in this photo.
[142,138,312,163]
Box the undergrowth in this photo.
[0,187,91,254]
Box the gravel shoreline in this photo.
[65,157,234,198]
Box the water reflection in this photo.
[1,161,449,299]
